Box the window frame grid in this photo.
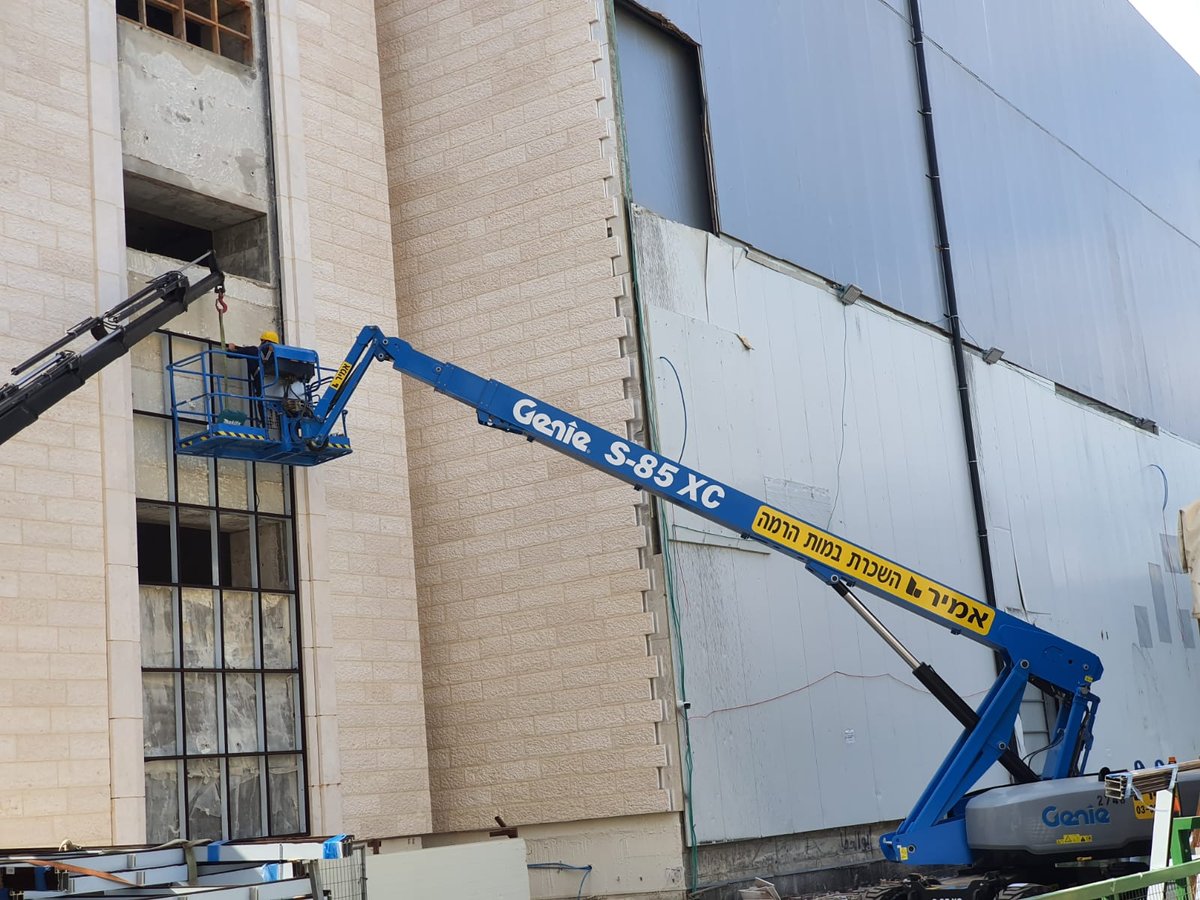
[118,0,253,64]
[135,331,308,842]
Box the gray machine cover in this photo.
[966,771,1200,858]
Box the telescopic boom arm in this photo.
[184,323,1104,866]
[0,254,225,446]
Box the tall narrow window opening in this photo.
[133,332,307,842]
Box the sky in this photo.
[1129,0,1200,75]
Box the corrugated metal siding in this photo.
[970,355,1200,765]
[633,209,1000,842]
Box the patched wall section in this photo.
[118,21,269,213]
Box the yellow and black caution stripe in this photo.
[181,429,269,446]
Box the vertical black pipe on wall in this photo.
[906,0,999,609]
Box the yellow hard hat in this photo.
[260,330,280,343]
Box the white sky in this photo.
[1129,0,1200,75]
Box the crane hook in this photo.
[214,287,230,350]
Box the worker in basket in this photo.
[227,330,313,429]
[222,330,273,428]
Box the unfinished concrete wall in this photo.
[376,0,676,854]
[0,0,115,846]
[125,249,279,344]
[118,20,269,217]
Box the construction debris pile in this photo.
[0,835,361,899]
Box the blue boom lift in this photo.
[162,326,1200,899]
[3,293,1193,900]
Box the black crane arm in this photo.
[0,255,224,446]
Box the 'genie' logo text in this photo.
[1041,805,1110,828]
[512,398,591,452]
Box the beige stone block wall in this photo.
[290,0,432,838]
[0,0,114,846]
[422,811,686,899]
[376,0,673,832]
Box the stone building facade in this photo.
[0,0,683,896]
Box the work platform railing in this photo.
[167,345,352,466]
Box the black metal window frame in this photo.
[134,329,309,842]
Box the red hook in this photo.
[215,287,228,315]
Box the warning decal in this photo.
[751,505,995,636]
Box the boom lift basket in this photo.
[167,343,353,466]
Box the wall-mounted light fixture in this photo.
[982,347,1005,364]
[838,283,863,306]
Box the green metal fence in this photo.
[1171,816,1200,867]
[1025,859,1200,900]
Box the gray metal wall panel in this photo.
[925,41,1200,441]
[615,6,714,231]
[631,0,944,322]
[634,210,1200,843]
[921,0,1200,245]
[644,0,908,31]
[629,0,1200,442]
[634,209,1001,842]
[970,356,1200,766]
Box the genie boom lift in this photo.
[3,299,1196,900]
[160,326,1199,900]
